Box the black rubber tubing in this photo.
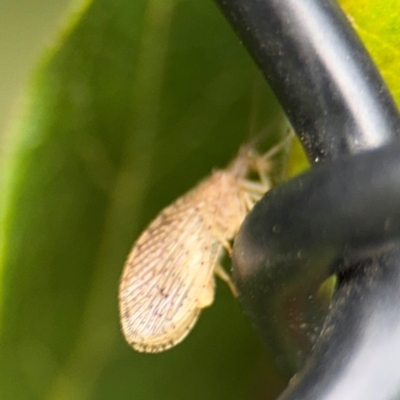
[234,143,400,398]
[212,0,400,398]
[214,0,400,161]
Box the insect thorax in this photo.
[186,170,248,242]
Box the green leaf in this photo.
[340,0,400,104]
[0,0,284,399]
[3,0,399,399]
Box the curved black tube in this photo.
[234,143,400,372]
[215,0,400,160]
[279,246,400,400]
[212,0,400,398]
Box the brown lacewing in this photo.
[119,137,290,353]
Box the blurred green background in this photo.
[0,0,286,399]
[0,0,70,139]
[1,0,399,399]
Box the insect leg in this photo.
[214,264,238,297]
[240,178,270,195]
[197,278,215,308]
[210,232,232,256]
[258,129,294,163]
[241,190,257,211]
[252,130,295,185]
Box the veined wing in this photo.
[119,198,223,352]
